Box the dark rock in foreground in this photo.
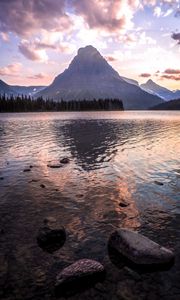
[108,229,174,266]
[37,225,66,253]
[60,157,70,164]
[55,259,105,296]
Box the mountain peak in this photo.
[78,45,99,56]
[146,79,154,84]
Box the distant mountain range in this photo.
[140,79,180,101]
[0,80,45,97]
[0,45,179,110]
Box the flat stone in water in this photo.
[108,228,174,266]
[55,259,105,295]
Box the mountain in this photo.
[0,79,17,96]
[38,45,163,110]
[0,79,46,97]
[150,98,180,110]
[122,76,139,86]
[11,85,46,96]
[140,79,180,101]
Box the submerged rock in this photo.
[60,157,70,164]
[108,228,174,266]
[119,201,129,208]
[23,168,31,172]
[55,259,105,295]
[37,225,66,253]
[47,163,62,169]
[40,184,46,188]
[154,181,164,186]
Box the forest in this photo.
[0,94,124,112]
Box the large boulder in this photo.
[55,259,105,295]
[108,229,174,266]
[37,225,66,253]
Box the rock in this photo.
[60,157,70,164]
[30,165,33,169]
[43,216,57,226]
[119,201,129,208]
[108,228,174,266]
[154,181,164,186]
[40,184,46,188]
[37,225,66,253]
[0,177,4,180]
[47,163,62,169]
[55,259,105,295]
[23,168,31,172]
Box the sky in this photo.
[0,0,179,90]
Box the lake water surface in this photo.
[0,111,180,300]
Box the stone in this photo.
[60,157,70,164]
[0,177,4,180]
[55,259,105,294]
[154,181,164,186]
[47,164,62,169]
[108,228,174,266]
[119,201,129,208]
[40,184,46,188]
[37,226,66,253]
[23,168,31,172]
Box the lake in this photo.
[0,111,180,300]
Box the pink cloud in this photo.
[0,0,72,37]
[0,63,22,76]
[139,73,151,78]
[164,68,180,74]
[72,0,140,33]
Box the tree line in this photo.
[0,94,124,112]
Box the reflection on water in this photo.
[0,111,180,300]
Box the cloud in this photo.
[0,32,9,42]
[27,73,48,80]
[105,56,117,62]
[0,63,22,76]
[164,68,180,74]
[161,74,180,80]
[171,32,180,44]
[72,0,141,33]
[0,0,72,37]
[139,73,151,77]
[18,40,48,61]
[154,7,163,17]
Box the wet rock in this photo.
[119,201,129,208]
[55,259,105,296]
[47,163,62,169]
[23,168,31,172]
[154,181,164,186]
[0,177,4,180]
[60,157,70,164]
[37,225,66,253]
[40,184,46,188]
[108,228,174,266]
[43,216,57,226]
